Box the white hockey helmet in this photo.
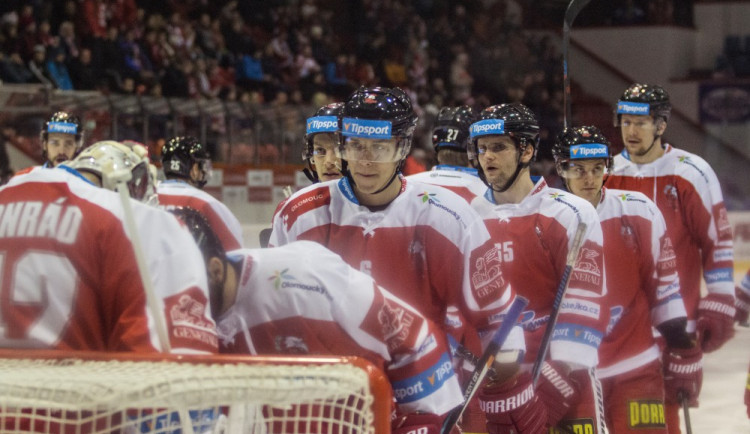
[66,140,152,202]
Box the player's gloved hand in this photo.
[663,345,703,407]
[536,360,582,428]
[735,286,750,325]
[391,412,443,434]
[478,371,547,434]
[696,293,736,352]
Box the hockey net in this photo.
[0,349,392,434]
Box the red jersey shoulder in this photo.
[279,185,332,231]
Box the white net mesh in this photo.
[0,357,377,433]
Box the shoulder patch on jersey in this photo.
[361,286,425,353]
[616,192,648,204]
[281,187,331,231]
[416,190,469,229]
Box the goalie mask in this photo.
[432,105,476,152]
[161,136,212,188]
[614,83,671,127]
[302,102,344,183]
[66,140,152,202]
[468,103,540,192]
[553,125,613,179]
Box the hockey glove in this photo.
[536,360,582,428]
[696,293,735,352]
[391,412,444,434]
[478,371,547,434]
[663,345,703,407]
[735,285,750,325]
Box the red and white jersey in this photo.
[407,165,487,203]
[0,167,218,354]
[218,241,462,415]
[607,144,734,327]
[157,180,244,251]
[471,178,606,368]
[269,176,524,354]
[595,187,687,378]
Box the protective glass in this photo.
[341,137,401,162]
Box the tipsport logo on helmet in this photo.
[48,122,78,135]
[342,118,392,139]
[570,144,609,159]
[306,116,339,134]
[469,119,504,139]
[617,101,650,115]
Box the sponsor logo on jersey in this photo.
[550,418,595,434]
[713,248,733,263]
[471,247,505,308]
[270,269,333,301]
[572,247,603,287]
[392,353,454,403]
[705,267,733,283]
[628,399,666,429]
[560,299,600,320]
[617,101,650,115]
[469,119,504,138]
[616,192,647,204]
[569,143,609,159]
[282,187,331,230]
[0,201,83,243]
[606,306,624,335]
[656,280,681,299]
[306,116,338,134]
[274,335,309,354]
[517,310,549,332]
[166,289,219,350]
[418,191,468,229]
[47,121,78,135]
[341,118,392,138]
[552,323,603,348]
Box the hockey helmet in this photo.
[432,105,476,152]
[467,103,540,165]
[41,111,84,147]
[553,125,613,179]
[614,83,671,126]
[161,136,212,187]
[303,102,344,161]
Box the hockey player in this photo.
[302,102,345,183]
[407,105,486,202]
[468,103,607,434]
[553,125,700,433]
[41,111,84,168]
[172,207,463,433]
[607,84,734,433]
[269,86,526,432]
[0,141,217,354]
[158,136,244,251]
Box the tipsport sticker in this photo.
[47,121,78,134]
[469,119,504,138]
[569,143,609,159]
[616,101,650,115]
[341,118,392,138]
[306,116,338,134]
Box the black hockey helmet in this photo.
[432,105,476,152]
[161,136,212,187]
[467,103,540,166]
[168,206,227,319]
[340,86,417,163]
[302,102,344,167]
[552,126,613,177]
[41,111,83,147]
[614,83,671,126]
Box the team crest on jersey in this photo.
[571,247,602,287]
[662,184,679,210]
[362,288,424,353]
[274,336,309,354]
[658,237,677,271]
[628,399,666,429]
[166,290,218,350]
[471,247,505,308]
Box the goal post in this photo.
[0,349,393,433]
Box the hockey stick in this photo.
[562,0,592,128]
[680,393,693,434]
[531,222,587,384]
[440,295,529,434]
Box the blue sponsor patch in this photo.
[127,408,219,433]
[616,101,650,115]
[551,323,603,348]
[341,118,392,138]
[470,119,504,138]
[306,115,339,134]
[47,121,78,135]
[391,353,455,404]
[569,143,609,159]
[704,268,733,283]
